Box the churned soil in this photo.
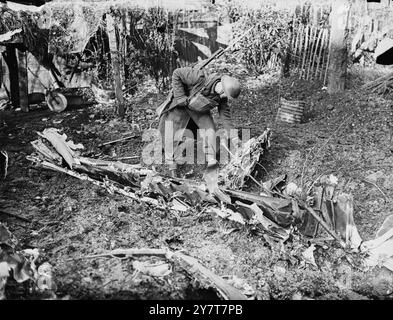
[1,69,393,300]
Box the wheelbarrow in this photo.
[42,57,96,113]
[44,68,68,113]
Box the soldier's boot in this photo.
[168,161,178,178]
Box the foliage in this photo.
[123,8,179,92]
[0,8,50,66]
[218,0,332,75]
[48,3,105,55]
[227,4,293,74]
[82,7,179,94]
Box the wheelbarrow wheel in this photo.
[46,91,67,112]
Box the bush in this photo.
[125,8,178,92]
[228,4,293,74]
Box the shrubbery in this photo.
[221,1,293,74]
[125,8,178,92]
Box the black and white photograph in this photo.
[0,0,393,307]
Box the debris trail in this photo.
[27,157,164,209]
[70,247,248,300]
[28,128,366,250]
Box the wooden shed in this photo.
[1,0,219,112]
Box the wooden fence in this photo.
[175,13,222,66]
[289,22,331,83]
[5,0,393,110]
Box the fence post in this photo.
[3,45,20,109]
[107,13,125,117]
[327,0,351,93]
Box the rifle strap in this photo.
[188,71,220,102]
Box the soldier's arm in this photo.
[172,67,204,106]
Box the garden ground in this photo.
[1,67,393,300]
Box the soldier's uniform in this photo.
[158,66,235,173]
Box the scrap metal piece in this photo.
[0,151,8,180]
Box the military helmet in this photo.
[221,75,241,99]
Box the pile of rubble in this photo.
[26,128,358,246]
[19,127,393,299]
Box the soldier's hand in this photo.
[176,96,188,107]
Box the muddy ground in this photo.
[1,68,393,300]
